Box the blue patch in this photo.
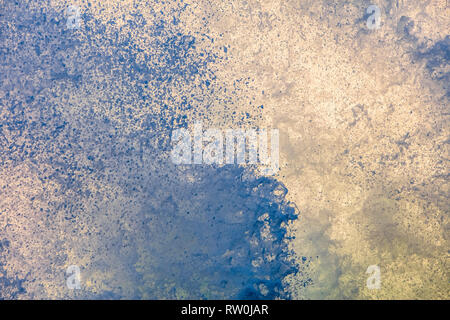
[0,0,300,299]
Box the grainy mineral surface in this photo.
[0,0,448,299]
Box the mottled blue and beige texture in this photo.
[0,0,448,299]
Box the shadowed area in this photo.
[0,1,299,299]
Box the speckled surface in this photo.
[0,0,448,299]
